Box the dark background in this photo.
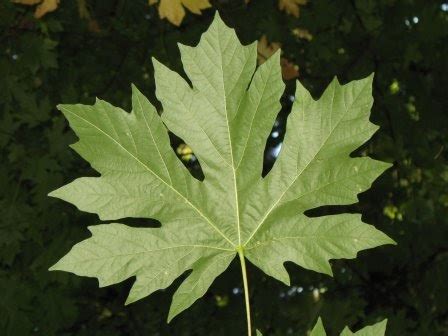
[1,0,447,335]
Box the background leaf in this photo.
[311,317,387,336]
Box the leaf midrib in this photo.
[216,30,242,246]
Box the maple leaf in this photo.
[278,0,307,17]
[49,12,394,329]
[12,0,59,19]
[149,0,211,26]
[311,318,388,336]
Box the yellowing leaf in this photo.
[149,0,211,26]
[34,0,59,18]
[257,35,281,62]
[12,0,41,5]
[12,0,59,18]
[278,0,307,17]
[280,57,299,80]
[292,27,313,41]
[181,0,211,14]
[258,35,299,80]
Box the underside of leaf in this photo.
[49,12,394,321]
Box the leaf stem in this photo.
[237,246,252,336]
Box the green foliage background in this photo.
[1,0,447,335]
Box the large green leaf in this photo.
[49,12,394,322]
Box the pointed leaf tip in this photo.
[341,318,388,335]
[213,10,224,23]
[310,317,327,336]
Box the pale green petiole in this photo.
[237,246,252,336]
